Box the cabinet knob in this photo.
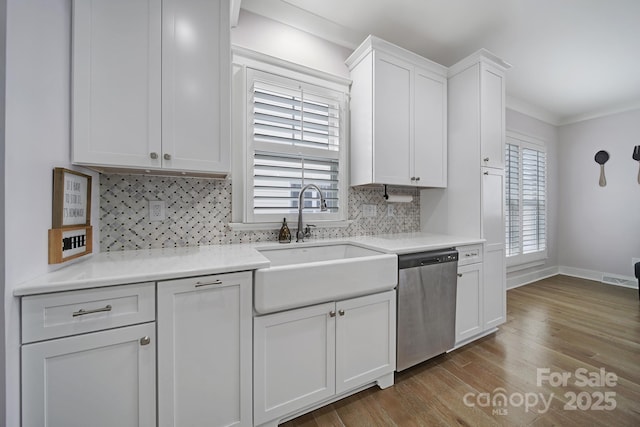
[150,152,158,160]
[329,310,336,317]
[415,177,420,182]
[457,273,463,277]
[338,309,345,316]
[164,153,172,161]
[484,157,490,162]
[140,336,151,346]
[410,177,416,181]
[484,171,489,175]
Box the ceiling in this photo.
[239,0,640,125]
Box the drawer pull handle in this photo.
[73,304,112,317]
[195,279,223,288]
[140,336,151,346]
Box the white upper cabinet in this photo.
[72,0,230,176]
[347,36,447,187]
[480,63,507,169]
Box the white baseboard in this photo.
[558,266,638,289]
[507,265,639,290]
[506,266,559,289]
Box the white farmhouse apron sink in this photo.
[254,243,397,314]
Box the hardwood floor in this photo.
[281,275,640,426]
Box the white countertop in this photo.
[14,232,483,296]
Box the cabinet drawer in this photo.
[457,244,483,266]
[158,271,252,290]
[22,282,155,344]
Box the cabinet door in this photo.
[254,302,336,426]
[414,67,447,187]
[484,245,506,329]
[157,272,252,427]
[373,52,412,185]
[22,322,156,427]
[482,168,505,245]
[482,168,506,329]
[72,0,162,168]
[162,0,230,173]
[335,291,396,394]
[480,63,506,169]
[455,263,483,344]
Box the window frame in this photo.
[505,131,548,268]
[231,48,351,228]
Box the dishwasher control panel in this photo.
[398,248,458,269]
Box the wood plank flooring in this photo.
[281,275,640,426]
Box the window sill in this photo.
[228,220,353,232]
[506,255,548,273]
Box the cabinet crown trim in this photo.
[345,35,447,76]
[448,48,511,77]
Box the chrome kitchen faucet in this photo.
[296,184,327,242]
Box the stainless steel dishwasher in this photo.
[396,248,458,371]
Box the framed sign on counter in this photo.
[49,168,92,264]
[52,168,91,228]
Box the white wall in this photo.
[557,109,640,280]
[505,109,559,287]
[231,9,352,79]
[4,1,100,425]
[0,0,6,422]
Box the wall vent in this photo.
[601,274,637,288]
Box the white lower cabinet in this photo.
[157,271,252,427]
[254,290,396,427]
[455,261,484,344]
[21,284,157,427]
[455,240,506,347]
[483,244,506,329]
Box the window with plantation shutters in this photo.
[505,135,547,265]
[242,68,348,224]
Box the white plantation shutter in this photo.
[521,148,546,253]
[246,70,347,223]
[505,137,547,264]
[505,143,520,256]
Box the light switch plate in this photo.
[387,205,395,217]
[363,204,376,217]
[149,200,166,221]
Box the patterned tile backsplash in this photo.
[100,174,420,251]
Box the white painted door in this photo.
[254,302,336,426]
[72,0,162,168]
[373,52,412,185]
[414,67,447,187]
[480,63,506,169]
[455,263,484,343]
[161,0,230,173]
[21,322,156,427]
[335,291,396,394]
[157,272,252,427]
[482,168,507,329]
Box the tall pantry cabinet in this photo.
[421,49,511,341]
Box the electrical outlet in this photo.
[362,204,377,217]
[387,205,395,217]
[149,200,166,221]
